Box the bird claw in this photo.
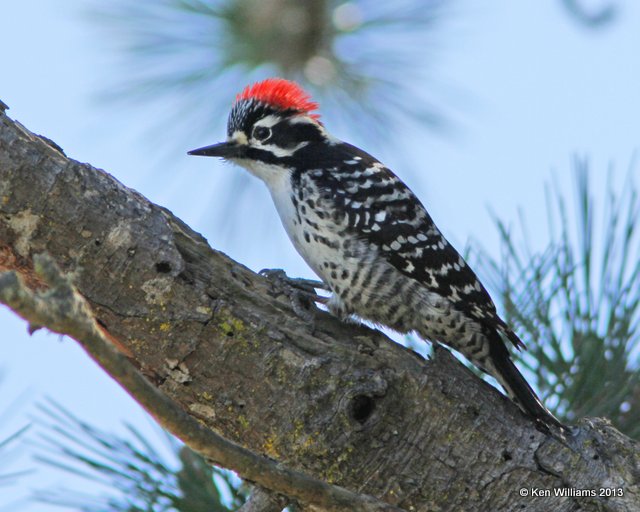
[259,269,328,292]
[259,268,328,321]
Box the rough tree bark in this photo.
[0,104,638,512]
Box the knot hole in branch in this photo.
[155,261,172,273]
[348,394,376,425]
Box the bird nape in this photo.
[189,77,566,433]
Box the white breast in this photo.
[232,159,368,295]
[231,159,329,278]
[268,172,335,280]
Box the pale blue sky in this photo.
[1,1,639,509]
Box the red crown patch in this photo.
[236,78,320,120]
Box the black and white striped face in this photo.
[223,99,328,181]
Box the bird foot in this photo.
[259,268,328,321]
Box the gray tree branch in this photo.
[1,104,638,511]
[0,254,400,512]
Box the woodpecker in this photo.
[189,78,565,431]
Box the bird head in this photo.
[188,78,328,178]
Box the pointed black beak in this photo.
[188,141,244,158]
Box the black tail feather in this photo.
[488,339,566,431]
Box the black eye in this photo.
[252,126,272,142]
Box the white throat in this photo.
[231,158,292,189]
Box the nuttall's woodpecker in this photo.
[189,78,565,431]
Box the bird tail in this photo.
[487,339,566,431]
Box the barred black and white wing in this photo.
[302,142,522,348]
[296,142,563,430]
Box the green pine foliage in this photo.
[477,162,640,437]
[87,0,450,144]
[0,426,29,487]
[33,401,246,511]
